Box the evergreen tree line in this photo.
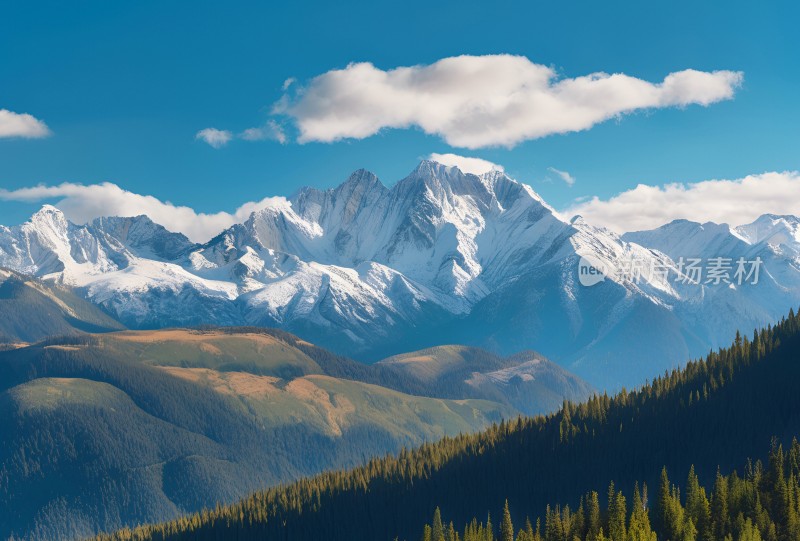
[89,309,800,541]
[421,438,800,541]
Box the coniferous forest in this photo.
[89,308,800,541]
[420,439,800,541]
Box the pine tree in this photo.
[571,498,586,541]
[587,491,601,541]
[712,469,730,540]
[448,521,457,541]
[607,481,617,534]
[680,513,697,541]
[609,490,627,541]
[433,508,445,541]
[628,483,656,541]
[544,505,557,541]
[738,518,763,541]
[524,518,535,541]
[658,467,671,535]
[501,500,514,541]
[686,465,712,541]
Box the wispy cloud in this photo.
[273,54,743,148]
[195,127,233,149]
[0,109,51,139]
[196,122,286,148]
[565,171,800,232]
[548,167,576,187]
[0,182,288,243]
[240,120,286,144]
[428,153,503,175]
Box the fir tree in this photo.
[712,469,731,540]
[587,491,602,541]
[501,500,514,541]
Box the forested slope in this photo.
[91,309,800,541]
[420,438,800,541]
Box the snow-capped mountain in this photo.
[623,217,800,360]
[735,214,800,257]
[1,160,799,389]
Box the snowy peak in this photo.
[337,168,385,195]
[30,204,69,227]
[25,205,71,247]
[623,219,749,260]
[9,205,74,276]
[292,169,385,216]
[625,214,800,262]
[91,215,195,261]
[399,160,497,209]
[736,214,800,248]
[0,206,115,279]
[186,160,570,311]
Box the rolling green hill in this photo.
[88,309,800,541]
[3,329,572,541]
[0,268,124,344]
[378,345,594,415]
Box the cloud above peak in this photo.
[428,153,503,175]
[565,171,800,233]
[0,182,287,243]
[0,109,51,139]
[274,55,743,148]
[4,169,799,244]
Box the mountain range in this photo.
[2,160,799,389]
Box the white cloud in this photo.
[240,120,286,144]
[565,171,800,233]
[548,167,575,187]
[0,182,288,243]
[428,153,503,175]
[0,109,51,139]
[195,127,233,149]
[197,123,286,147]
[274,55,743,149]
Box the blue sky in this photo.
[1,0,799,238]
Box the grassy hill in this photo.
[0,329,538,541]
[378,345,594,415]
[87,309,800,541]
